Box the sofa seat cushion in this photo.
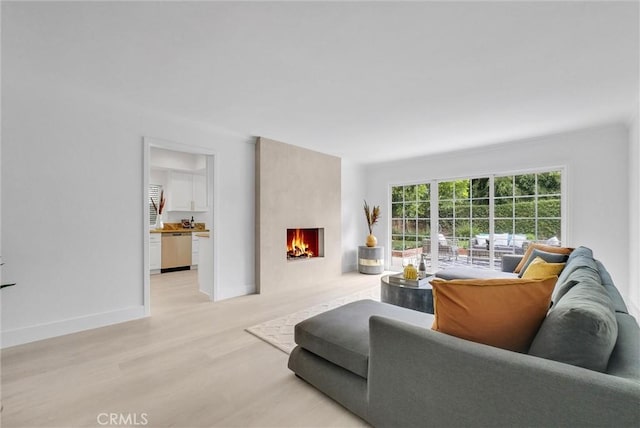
[294,299,433,379]
[435,266,517,280]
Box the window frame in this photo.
[388,166,566,271]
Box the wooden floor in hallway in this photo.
[1,270,382,427]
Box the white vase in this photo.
[155,214,164,230]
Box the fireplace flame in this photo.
[287,229,314,258]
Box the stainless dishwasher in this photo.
[161,232,192,272]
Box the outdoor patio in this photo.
[390,247,508,273]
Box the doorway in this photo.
[143,137,218,316]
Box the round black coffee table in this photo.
[380,275,434,314]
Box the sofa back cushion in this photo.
[508,234,528,248]
[565,245,593,263]
[430,277,556,353]
[595,260,629,314]
[552,254,599,305]
[493,233,509,247]
[475,234,489,246]
[528,279,618,372]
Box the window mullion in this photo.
[430,180,439,272]
[489,175,495,270]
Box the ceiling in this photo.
[3,1,639,164]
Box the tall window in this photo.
[390,169,563,270]
[149,184,162,226]
[493,171,562,244]
[391,184,430,267]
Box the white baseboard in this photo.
[217,283,256,301]
[342,263,358,273]
[1,306,146,349]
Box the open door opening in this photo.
[143,137,217,315]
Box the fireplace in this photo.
[287,228,324,260]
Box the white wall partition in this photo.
[629,104,640,317]
[364,124,632,304]
[1,77,255,347]
[341,159,368,272]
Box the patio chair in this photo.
[422,234,458,261]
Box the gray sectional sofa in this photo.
[288,247,640,427]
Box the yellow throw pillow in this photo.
[514,243,573,273]
[430,277,556,353]
[522,256,565,279]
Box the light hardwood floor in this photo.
[1,270,382,427]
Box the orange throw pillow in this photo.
[514,243,573,273]
[430,277,557,353]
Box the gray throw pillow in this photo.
[518,249,569,278]
[528,280,618,372]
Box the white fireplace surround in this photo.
[256,137,342,292]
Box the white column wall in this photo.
[628,102,640,317]
[341,159,368,272]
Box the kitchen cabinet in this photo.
[191,233,199,267]
[149,233,162,273]
[168,171,193,211]
[193,172,207,211]
[168,170,208,212]
[196,234,212,298]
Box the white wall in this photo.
[1,76,255,347]
[150,169,169,190]
[629,102,640,317]
[341,159,368,272]
[364,124,632,303]
[150,147,206,172]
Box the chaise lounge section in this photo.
[288,247,640,427]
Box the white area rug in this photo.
[246,286,380,354]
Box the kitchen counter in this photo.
[151,222,209,233]
[151,228,210,233]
